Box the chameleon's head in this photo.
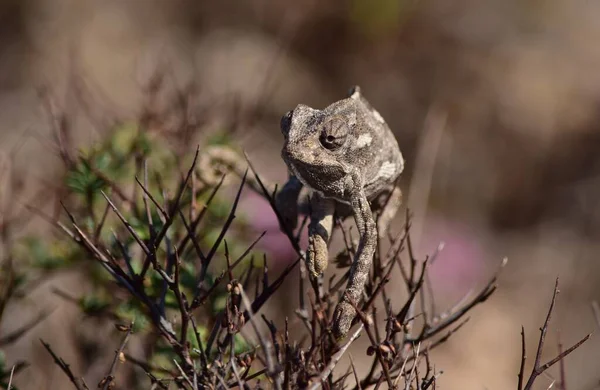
[279,86,402,201]
[279,95,360,200]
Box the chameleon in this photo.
[198,86,404,339]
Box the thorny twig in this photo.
[518,279,591,390]
[6,365,15,390]
[99,322,135,390]
[41,339,90,390]
[308,324,364,390]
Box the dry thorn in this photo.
[308,324,364,390]
[520,278,591,390]
[6,365,15,390]
[238,285,280,389]
[591,301,600,330]
[100,321,134,390]
[193,168,248,302]
[41,339,90,390]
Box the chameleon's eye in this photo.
[280,110,293,135]
[319,117,349,151]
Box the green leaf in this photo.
[66,158,108,196]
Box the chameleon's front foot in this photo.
[332,298,356,340]
[307,234,329,277]
[306,194,335,277]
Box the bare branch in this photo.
[308,324,364,390]
[100,322,134,390]
[522,279,592,390]
[41,339,90,390]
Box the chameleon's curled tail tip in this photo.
[197,145,243,187]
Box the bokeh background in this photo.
[1,0,600,388]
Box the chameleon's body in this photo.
[199,87,404,339]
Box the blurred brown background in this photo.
[1,0,600,388]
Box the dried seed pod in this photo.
[379,343,392,355]
[114,323,131,332]
[387,343,397,356]
[315,309,325,321]
[244,354,253,367]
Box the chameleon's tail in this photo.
[198,145,304,233]
[197,145,276,196]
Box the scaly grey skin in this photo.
[196,87,404,339]
[279,86,404,339]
